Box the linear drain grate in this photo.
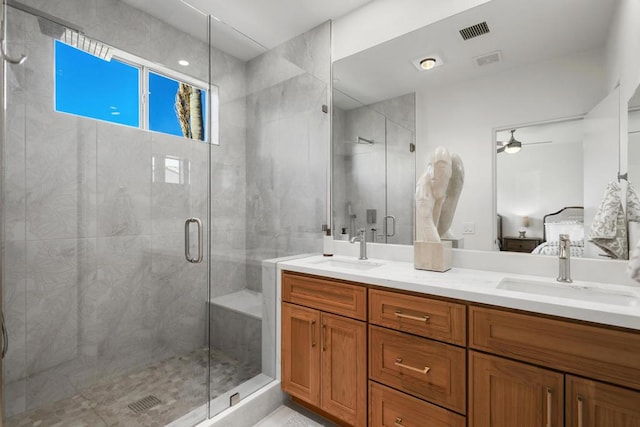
[128,395,162,414]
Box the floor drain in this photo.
[128,395,162,414]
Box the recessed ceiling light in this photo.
[178,59,189,66]
[411,53,444,71]
[419,58,437,70]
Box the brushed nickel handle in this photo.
[395,310,430,323]
[546,387,553,427]
[394,417,403,427]
[184,218,203,263]
[322,323,327,352]
[577,395,584,427]
[395,358,430,374]
[310,320,316,347]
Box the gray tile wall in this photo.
[2,0,330,421]
[245,22,330,288]
[332,93,415,244]
[1,1,246,418]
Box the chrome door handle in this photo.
[1,312,7,359]
[185,218,203,263]
[385,215,396,237]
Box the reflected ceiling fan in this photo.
[496,129,552,154]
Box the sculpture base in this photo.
[414,241,452,272]
[442,237,464,249]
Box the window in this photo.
[54,40,211,142]
[149,72,207,140]
[55,41,140,127]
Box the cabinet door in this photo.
[469,351,563,427]
[566,375,640,427]
[320,312,367,427]
[282,302,320,406]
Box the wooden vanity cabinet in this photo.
[469,305,640,427]
[469,351,563,427]
[281,272,367,427]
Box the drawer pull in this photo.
[577,395,584,427]
[395,358,430,374]
[322,323,327,352]
[310,320,316,348]
[395,310,430,323]
[546,387,553,427]
[394,417,403,427]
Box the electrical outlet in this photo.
[462,222,475,235]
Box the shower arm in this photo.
[1,0,27,64]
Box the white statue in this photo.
[438,153,465,239]
[415,147,452,242]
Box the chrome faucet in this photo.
[350,228,368,260]
[557,234,572,283]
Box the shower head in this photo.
[59,28,112,61]
[33,10,112,61]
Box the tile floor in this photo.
[253,402,337,427]
[5,348,260,427]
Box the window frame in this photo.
[54,40,217,144]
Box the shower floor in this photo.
[4,348,261,427]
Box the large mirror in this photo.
[332,0,640,260]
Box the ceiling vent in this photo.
[459,21,490,40]
[474,50,502,67]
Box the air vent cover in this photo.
[459,21,490,40]
[474,50,502,67]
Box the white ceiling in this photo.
[333,0,617,107]
[121,0,373,60]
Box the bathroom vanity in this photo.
[279,256,640,427]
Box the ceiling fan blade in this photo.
[497,146,506,153]
[524,140,553,145]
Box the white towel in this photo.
[627,182,640,222]
[626,183,640,282]
[588,182,628,259]
[628,231,640,282]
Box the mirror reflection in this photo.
[332,0,639,259]
[332,90,415,244]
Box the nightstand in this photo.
[502,237,542,253]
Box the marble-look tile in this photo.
[210,305,261,368]
[96,235,153,379]
[211,48,247,104]
[369,92,416,132]
[146,12,209,83]
[150,132,191,235]
[2,241,27,384]
[2,379,26,419]
[260,262,277,378]
[272,21,331,85]
[25,99,98,240]
[25,364,79,412]
[25,239,96,374]
[97,123,151,237]
[93,0,152,60]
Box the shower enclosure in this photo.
[1,0,329,425]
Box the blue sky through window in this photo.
[149,72,207,139]
[55,40,139,126]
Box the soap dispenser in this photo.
[323,228,334,256]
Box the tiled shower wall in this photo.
[333,93,415,245]
[2,0,331,420]
[245,22,331,288]
[1,0,249,417]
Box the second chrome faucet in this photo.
[557,234,572,283]
[350,228,368,260]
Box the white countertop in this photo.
[278,254,640,331]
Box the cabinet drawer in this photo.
[370,381,465,427]
[282,271,367,320]
[369,289,466,346]
[369,325,466,414]
[470,306,640,391]
[503,238,540,252]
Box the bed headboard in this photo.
[542,206,584,242]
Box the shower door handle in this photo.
[184,218,203,263]
[384,215,396,237]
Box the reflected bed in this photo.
[532,206,585,257]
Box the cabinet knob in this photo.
[394,417,403,427]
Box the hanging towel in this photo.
[588,182,628,259]
[627,182,640,222]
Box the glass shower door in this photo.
[1,1,212,425]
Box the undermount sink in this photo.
[497,278,640,307]
[311,258,383,271]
